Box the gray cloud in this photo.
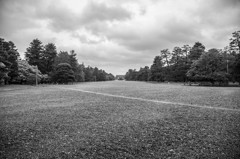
[0,0,240,75]
[72,32,106,44]
[92,0,240,52]
[81,1,132,23]
[35,1,132,32]
[0,0,39,34]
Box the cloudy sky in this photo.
[0,0,240,75]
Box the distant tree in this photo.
[137,66,150,81]
[93,67,99,81]
[170,47,183,65]
[8,41,17,51]
[169,46,189,82]
[228,31,240,83]
[233,54,240,84]
[229,30,240,54]
[42,43,57,74]
[52,63,75,84]
[160,49,172,81]
[106,73,115,80]
[181,44,192,69]
[160,49,171,67]
[124,31,240,84]
[69,50,78,72]
[188,42,205,61]
[150,56,164,82]
[220,46,236,82]
[182,45,191,58]
[75,63,85,82]
[118,77,124,80]
[53,50,87,82]
[1,38,17,52]
[53,51,70,67]
[25,39,44,73]
[82,66,110,82]
[125,69,138,81]
[84,66,94,82]
[187,48,229,85]
[98,69,107,81]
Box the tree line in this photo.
[0,38,115,85]
[125,30,240,85]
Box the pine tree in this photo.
[42,43,57,74]
[25,39,44,73]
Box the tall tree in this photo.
[150,56,164,82]
[229,30,240,54]
[188,42,205,61]
[229,31,240,83]
[42,43,57,74]
[0,38,17,51]
[0,38,20,84]
[54,51,70,67]
[69,50,78,72]
[169,46,189,82]
[233,54,240,84]
[98,69,107,81]
[182,45,191,58]
[75,63,85,82]
[187,48,228,85]
[137,66,150,81]
[7,50,20,83]
[8,41,17,51]
[25,39,44,73]
[0,50,9,84]
[125,69,138,81]
[84,66,94,82]
[93,67,99,81]
[160,49,171,67]
[170,47,183,65]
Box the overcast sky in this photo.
[0,0,240,75]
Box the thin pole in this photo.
[227,59,229,74]
[36,65,38,86]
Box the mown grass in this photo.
[0,81,240,158]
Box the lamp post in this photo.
[227,59,229,74]
[35,65,38,86]
[224,46,229,74]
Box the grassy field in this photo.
[0,81,240,158]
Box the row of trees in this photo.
[0,38,115,85]
[125,30,240,85]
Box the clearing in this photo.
[0,81,240,158]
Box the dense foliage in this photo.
[52,63,75,84]
[0,38,19,84]
[186,49,229,85]
[17,60,43,85]
[1,30,239,85]
[0,38,114,85]
[125,30,240,85]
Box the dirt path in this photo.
[58,87,240,112]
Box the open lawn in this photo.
[0,81,240,158]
